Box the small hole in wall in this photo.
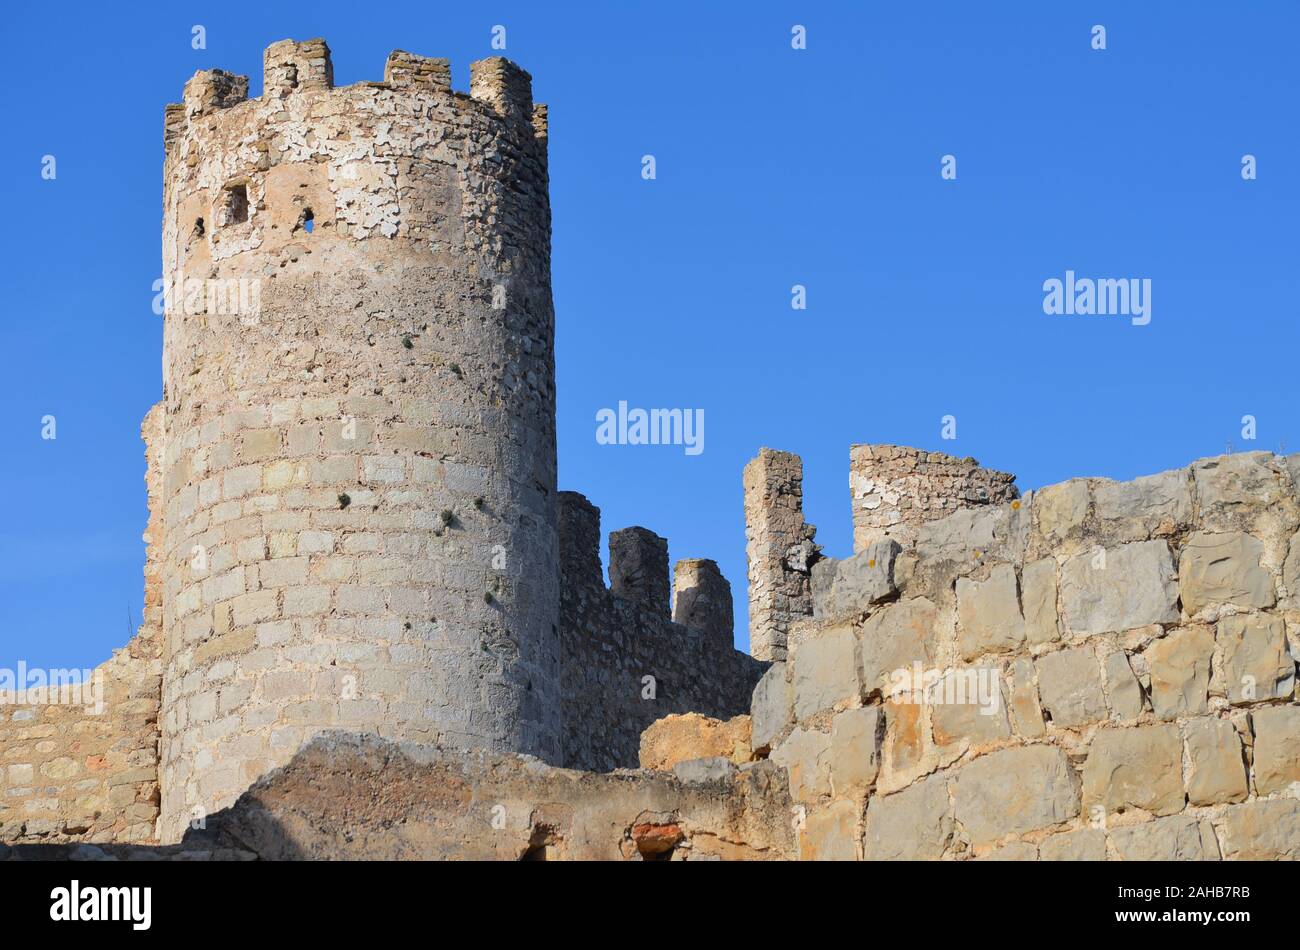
[193,218,205,238]
[302,208,315,233]
[223,184,249,224]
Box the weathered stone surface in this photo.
[770,728,832,803]
[1039,828,1107,861]
[975,841,1038,860]
[1109,816,1220,860]
[1021,558,1060,645]
[1217,798,1300,860]
[673,756,736,784]
[799,799,859,861]
[1008,657,1046,737]
[1033,479,1090,547]
[956,564,1025,660]
[1218,613,1295,704]
[952,746,1080,846]
[792,625,860,720]
[1103,651,1145,720]
[1059,541,1179,637]
[639,713,752,771]
[813,540,900,620]
[1285,530,1300,600]
[1178,531,1274,615]
[859,598,938,692]
[931,670,1010,747]
[861,774,952,860]
[1082,725,1185,817]
[1036,646,1107,728]
[750,662,792,754]
[1192,452,1296,533]
[1093,469,1192,540]
[1183,718,1248,806]
[1146,627,1214,720]
[1250,705,1300,796]
[829,706,883,796]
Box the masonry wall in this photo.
[755,448,1300,860]
[558,492,767,771]
[156,40,559,841]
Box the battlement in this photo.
[163,39,541,155]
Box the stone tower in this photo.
[155,39,558,840]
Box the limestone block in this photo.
[1109,816,1220,860]
[828,706,882,796]
[1021,558,1059,645]
[859,597,938,693]
[750,662,793,754]
[1193,452,1297,534]
[975,841,1038,860]
[1082,724,1184,817]
[1059,540,1179,636]
[1217,798,1300,859]
[1284,530,1300,599]
[770,727,832,803]
[792,625,860,720]
[1092,468,1193,540]
[1039,828,1106,861]
[1178,531,1274,615]
[1008,656,1046,737]
[952,745,1079,846]
[1250,705,1300,796]
[1183,718,1248,806]
[1146,626,1214,719]
[812,540,900,620]
[861,774,952,860]
[1217,613,1295,704]
[672,757,736,784]
[955,564,1025,660]
[1103,651,1145,720]
[930,670,1010,747]
[799,799,859,861]
[638,713,752,771]
[1033,479,1090,547]
[1036,646,1107,728]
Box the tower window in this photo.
[302,208,315,233]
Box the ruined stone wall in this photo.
[755,449,1300,859]
[849,444,1018,553]
[558,492,767,771]
[0,407,166,845]
[156,39,559,841]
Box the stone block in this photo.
[930,669,1010,747]
[812,540,900,619]
[1183,718,1248,806]
[956,564,1025,660]
[1178,531,1274,615]
[952,745,1080,846]
[1146,626,1214,719]
[1082,724,1184,817]
[1103,650,1145,720]
[861,774,952,860]
[1217,799,1300,860]
[1059,540,1179,636]
[1092,468,1193,540]
[828,706,883,796]
[750,662,792,754]
[1008,656,1046,737]
[799,799,859,861]
[639,713,751,771]
[770,727,832,803]
[1021,558,1059,645]
[859,598,938,692]
[1217,613,1294,704]
[1039,828,1106,861]
[1250,705,1300,796]
[1036,646,1107,728]
[1109,816,1219,860]
[792,625,860,720]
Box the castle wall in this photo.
[557,493,767,771]
[849,444,1018,553]
[155,40,560,841]
[759,449,1300,860]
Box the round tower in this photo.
[156,39,559,841]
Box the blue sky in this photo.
[2,1,1297,668]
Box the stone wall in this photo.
[156,39,559,841]
[755,448,1300,859]
[849,444,1018,553]
[558,492,767,772]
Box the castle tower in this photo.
[155,40,558,840]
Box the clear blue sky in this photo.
[2,1,1296,669]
